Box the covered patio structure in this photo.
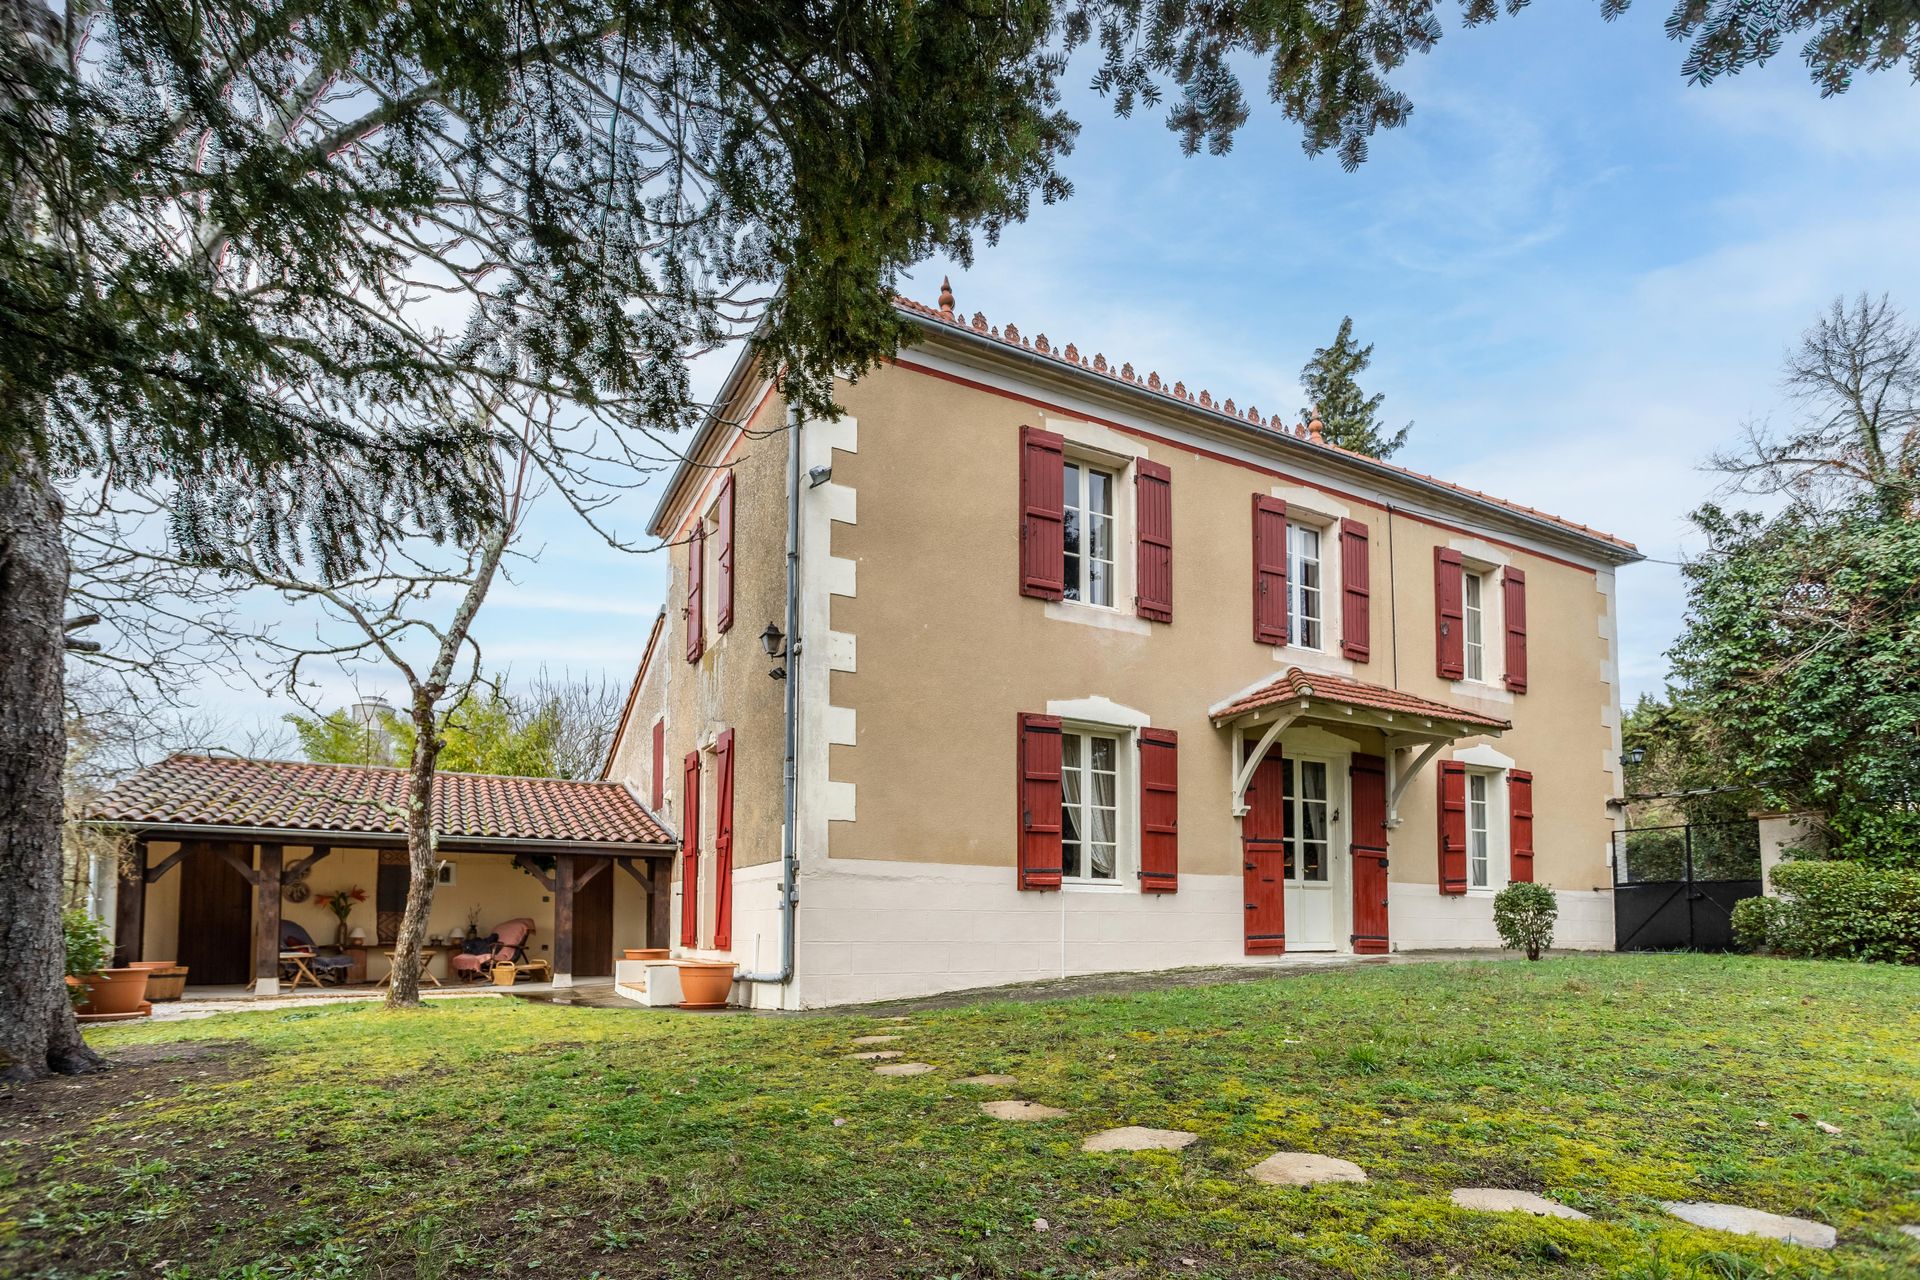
[85,755,677,995]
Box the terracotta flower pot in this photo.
[623,948,670,961]
[77,967,151,1017]
[677,962,735,1010]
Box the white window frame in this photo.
[1062,458,1120,610]
[1463,569,1486,683]
[1288,521,1326,651]
[1464,768,1508,893]
[1451,551,1505,689]
[1058,722,1136,890]
[1282,754,1334,886]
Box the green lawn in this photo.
[4,955,1918,1279]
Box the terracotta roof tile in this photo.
[84,754,675,846]
[893,292,1637,557]
[1211,668,1512,731]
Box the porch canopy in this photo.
[85,754,677,990]
[1209,668,1511,827]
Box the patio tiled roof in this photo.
[85,754,675,847]
[1210,668,1512,731]
[896,287,1638,558]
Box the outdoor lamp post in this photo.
[760,623,787,680]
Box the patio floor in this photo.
[147,977,635,1022]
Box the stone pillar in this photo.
[1757,812,1825,894]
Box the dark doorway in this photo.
[177,844,254,985]
[573,860,615,978]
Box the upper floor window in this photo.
[1061,729,1120,881]
[1063,461,1116,607]
[1289,523,1323,650]
[1466,771,1493,889]
[1463,570,1486,681]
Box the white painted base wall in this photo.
[1386,882,1614,952]
[701,861,1615,1010]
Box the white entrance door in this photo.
[1283,756,1339,950]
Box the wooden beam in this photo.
[513,853,557,892]
[213,842,260,886]
[553,854,577,981]
[574,855,611,890]
[112,840,146,967]
[617,856,650,890]
[288,845,333,877]
[144,844,192,884]
[253,844,283,986]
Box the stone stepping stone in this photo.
[872,1062,934,1077]
[846,1050,902,1061]
[957,1074,1018,1086]
[1451,1188,1589,1220]
[1900,1225,1920,1242]
[1247,1152,1368,1186]
[1082,1126,1198,1153]
[1659,1202,1835,1249]
[980,1100,1068,1121]
[851,1034,901,1045]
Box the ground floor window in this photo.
[1061,729,1120,881]
[1467,771,1493,890]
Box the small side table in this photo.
[377,947,441,986]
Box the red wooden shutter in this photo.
[1437,761,1467,895]
[1434,547,1464,680]
[1138,728,1178,893]
[650,718,665,810]
[1502,566,1528,693]
[1340,518,1371,662]
[1252,495,1289,645]
[1348,754,1390,953]
[1016,713,1064,890]
[684,523,705,663]
[1135,460,1173,622]
[1019,426,1066,599]
[712,729,735,948]
[1508,769,1534,883]
[715,473,736,634]
[680,750,702,944]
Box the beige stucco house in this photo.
[605,286,1641,1010]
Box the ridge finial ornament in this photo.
[938,277,955,313]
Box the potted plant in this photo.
[64,908,152,1020]
[317,885,368,948]
[623,947,670,961]
[677,961,736,1010]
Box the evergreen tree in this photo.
[1298,317,1411,458]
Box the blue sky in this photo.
[188,7,1920,743]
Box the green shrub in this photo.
[1729,896,1780,952]
[62,909,111,1005]
[1768,861,1920,964]
[1493,881,1557,960]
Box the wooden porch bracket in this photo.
[287,845,333,877]
[1384,738,1449,829]
[616,856,650,889]
[214,842,260,886]
[574,855,611,890]
[513,853,557,893]
[144,844,194,884]
[1228,709,1301,815]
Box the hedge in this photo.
[1744,861,1920,964]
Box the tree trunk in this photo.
[384,700,442,1009]
[0,456,104,1079]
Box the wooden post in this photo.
[112,839,146,967]
[647,858,671,949]
[553,853,576,987]
[253,844,283,993]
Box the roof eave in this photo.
[898,308,1644,568]
[78,818,677,854]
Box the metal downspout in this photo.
[738,403,801,988]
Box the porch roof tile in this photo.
[84,754,675,847]
[1210,668,1512,731]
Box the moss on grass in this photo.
[2,955,1917,1278]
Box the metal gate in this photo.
[1612,820,1762,952]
